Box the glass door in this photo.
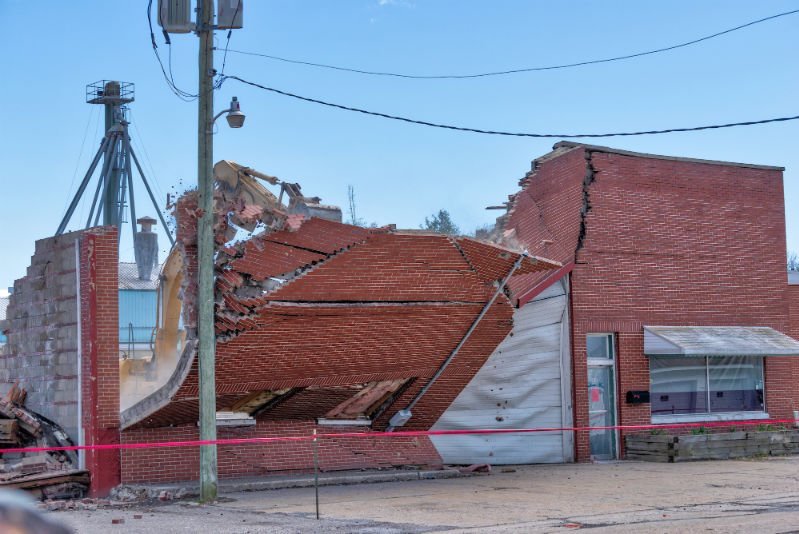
[587,334,617,460]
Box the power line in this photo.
[61,106,98,219]
[128,110,168,205]
[147,0,198,101]
[215,0,242,88]
[222,75,799,138]
[226,8,799,79]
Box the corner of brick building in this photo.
[79,226,120,496]
[503,145,796,462]
[573,151,793,460]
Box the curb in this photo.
[112,468,466,501]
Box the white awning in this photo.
[644,326,799,357]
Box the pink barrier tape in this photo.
[1,418,795,455]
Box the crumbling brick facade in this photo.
[501,142,796,461]
[117,187,556,483]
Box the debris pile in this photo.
[0,383,88,500]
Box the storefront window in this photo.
[650,356,764,416]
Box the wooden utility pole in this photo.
[196,0,218,503]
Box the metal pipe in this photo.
[56,136,110,235]
[104,126,123,226]
[130,147,175,247]
[85,168,105,228]
[387,250,530,431]
[117,157,128,235]
[123,128,138,242]
[94,131,120,227]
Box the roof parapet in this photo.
[553,141,784,171]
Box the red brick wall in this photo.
[506,145,792,461]
[786,283,799,417]
[789,284,799,340]
[121,421,441,483]
[80,227,121,496]
[505,147,587,264]
[574,151,790,459]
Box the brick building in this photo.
[495,142,799,461]
[2,148,798,495]
[1,161,561,493]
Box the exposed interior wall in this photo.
[0,231,82,443]
[121,420,441,483]
[430,278,571,464]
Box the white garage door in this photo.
[430,279,573,464]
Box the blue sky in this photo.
[0,1,797,289]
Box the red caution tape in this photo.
[1,418,795,455]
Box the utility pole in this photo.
[156,0,242,503]
[196,0,218,503]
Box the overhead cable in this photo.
[147,0,199,101]
[226,9,799,79]
[222,75,799,138]
[215,0,243,89]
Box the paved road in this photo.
[53,457,799,533]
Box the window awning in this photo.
[644,326,799,357]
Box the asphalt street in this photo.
[53,456,799,533]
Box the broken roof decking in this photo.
[123,215,559,429]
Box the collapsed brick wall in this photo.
[504,145,794,461]
[0,231,83,443]
[121,420,441,483]
[118,182,552,481]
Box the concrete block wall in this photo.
[0,227,121,497]
[0,231,82,442]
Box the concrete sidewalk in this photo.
[53,457,799,533]
[112,467,467,500]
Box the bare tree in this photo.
[347,185,366,226]
[789,251,799,271]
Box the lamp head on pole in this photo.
[225,96,245,128]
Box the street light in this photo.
[213,96,245,129]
